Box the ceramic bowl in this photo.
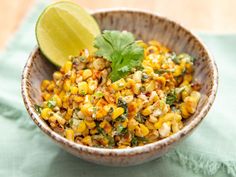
[21,9,218,166]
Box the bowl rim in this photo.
[21,8,218,156]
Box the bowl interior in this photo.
[23,10,217,145]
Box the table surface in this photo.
[1,0,236,49]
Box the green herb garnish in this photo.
[47,99,56,108]
[34,104,42,114]
[94,30,144,82]
[166,91,177,106]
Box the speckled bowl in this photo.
[21,9,218,166]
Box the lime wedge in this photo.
[36,1,101,66]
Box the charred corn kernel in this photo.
[184,74,192,82]
[185,63,193,73]
[65,108,73,120]
[142,106,153,116]
[53,94,62,107]
[133,71,142,82]
[63,80,71,92]
[78,81,88,95]
[133,83,142,94]
[90,128,98,135]
[77,121,86,133]
[126,78,135,88]
[180,80,189,87]
[96,109,108,119]
[100,120,112,133]
[47,82,55,91]
[70,86,78,94]
[48,115,57,123]
[53,72,62,81]
[82,136,92,146]
[145,120,155,130]
[41,108,52,120]
[135,124,149,137]
[70,71,76,83]
[82,128,89,137]
[83,69,92,80]
[42,92,51,101]
[146,46,158,54]
[128,118,139,131]
[145,80,156,92]
[85,120,96,129]
[65,129,74,141]
[55,114,66,125]
[93,58,106,70]
[180,103,190,118]
[41,80,50,91]
[172,121,179,133]
[64,61,72,73]
[80,103,93,117]
[156,76,166,87]
[73,95,83,103]
[112,107,125,120]
[122,119,128,128]
[111,78,127,91]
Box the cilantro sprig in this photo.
[94,30,144,82]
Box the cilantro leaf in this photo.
[166,91,177,106]
[94,30,144,82]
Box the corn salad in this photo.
[37,40,201,148]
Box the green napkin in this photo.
[0,2,235,177]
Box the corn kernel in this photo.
[71,86,78,94]
[90,128,98,135]
[180,103,190,118]
[41,108,52,120]
[83,69,92,80]
[128,118,138,131]
[184,74,192,82]
[80,103,93,117]
[47,82,55,91]
[133,83,142,95]
[141,106,153,116]
[65,129,74,141]
[133,71,142,82]
[42,92,51,101]
[73,95,84,103]
[111,78,127,91]
[78,81,88,95]
[173,65,183,77]
[64,61,72,73]
[70,71,76,83]
[135,124,149,137]
[48,115,57,123]
[77,121,86,133]
[65,108,73,120]
[145,80,156,92]
[41,80,50,91]
[55,114,66,125]
[53,72,62,81]
[85,120,96,129]
[112,107,125,120]
[88,79,98,94]
[53,94,62,107]
[63,79,71,92]
[82,136,92,146]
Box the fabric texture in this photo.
[0,2,235,177]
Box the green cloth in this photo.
[0,2,236,177]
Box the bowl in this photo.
[21,9,218,166]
